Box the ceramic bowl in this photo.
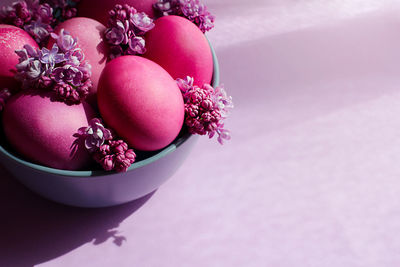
[0,42,219,208]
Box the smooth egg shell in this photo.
[48,17,108,106]
[144,15,213,87]
[0,25,38,92]
[2,91,95,170]
[78,0,155,25]
[98,56,184,151]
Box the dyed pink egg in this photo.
[97,56,184,151]
[2,91,95,170]
[48,17,108,105]
[0,25,38,92]
[144,15,213,87]
[78,0,155,25]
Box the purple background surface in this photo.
[2,0,400,266]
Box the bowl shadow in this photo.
[0,165,154,267]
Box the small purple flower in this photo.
[52,65,83,86]
[108,4,135,22]
[64,48,84,66]
[75,119,137,172]
[212,84,233,117]
[131,12,155,33]
[105,4,154,59]
[114,148,136,172]
[105,22,126,45]
[51,29,77,52]
[176,76,233,144]
[40,43,65,68]
[35,3,53,24]
[128,36,146,54]
[153,0,180,16]
[25,59,43,79]
[76,118,113,152]
[53,79,91,104]
[177,76,194,95]
[77,61,92,79]
[15,44,39,70]
[61,6,77,20]
[24,19,52,45]
[0,1,57,45]
[0,1,31,27]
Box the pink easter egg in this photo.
[78,0,155,25]
[144,15,213,87]
[2,91,95,170]
[48,17,108,106]
[0,24,38,92]
[97,56,184,151]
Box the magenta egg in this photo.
[97,56,184,151]
[2,91,95,170]
[0,24,38,92]
[78,0,155,25]
[144,15,213,87]
[48,17,108,106]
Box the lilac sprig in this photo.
[153,0,215,33]
[75,118,136,172]
[76,118,113,152]
[104,4,155,59]
[14,29,92,104]
[177,76,233,144]
[0,88,11,112]
[0,1,55,46]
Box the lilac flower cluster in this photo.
[177,77,233,144]
[0,0,54,46]
[75,118,136,172]
[15,29,92,104]
[0,88,11,112]
[46,0,80,22]
[153,0,215,33]
[104,4,155,59]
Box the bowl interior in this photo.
[0,39,220,177]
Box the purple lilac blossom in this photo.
[128,36,146,54]
[0,0,79,44]
[24,19,51,44]
[75,118,113,152]
[40,43,65,68]
[14,30,92,104]
[15,44,48,88]
[35,3,53,23]
[75,119,136,172]
[0,1,55,46]
[53,79,91,104]
[0,1,31,27]
[131,12,155,33]
[105,4,154,59]
[43,0,79,22]
[153,0,215,33]
[153,0,180,16]
[93,140,136,172]
[177,76,233,144]
[50,29,77,51]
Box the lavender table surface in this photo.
[2,0,400,266]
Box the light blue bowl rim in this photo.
[0,38,220,177]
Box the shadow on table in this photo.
[0,166,154,267]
